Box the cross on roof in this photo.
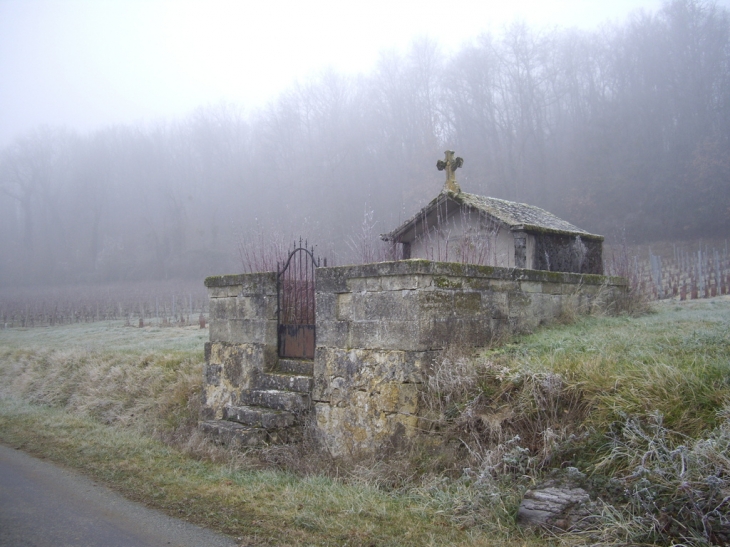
[436,150,463,193]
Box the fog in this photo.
[1,0,729,286]
[0,0,667,145]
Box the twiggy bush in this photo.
[236,222,292,273]
[605,242,653,315]
[594,411,730,545]
[425,353,587,479]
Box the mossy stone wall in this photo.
[202,272,278,420]
[312,260,626,456]
[202,261,627,456]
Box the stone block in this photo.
[223,405,295,429]
[365,276,382,291]
[207,286,228,298]
[258,372,313,393]
[278,358,313,376]
[483,292,509,319]
[528,293,558,324]
[560,294,582,316]
[315,292,337,321]
[313,347,426,404]
[417,290,453,312]
[348,320,380,348]
[239,389,310,413]
[464,276,493,290]
[453,292,482,316]
[316,268,349,293]
[205,364,222,386]
[353,290,418,322]
[403,351,438,381]
[223,352,244,386]
[316,320,349,347]
[376,382,401,413]
[489,280,520,292]
[209,298,229,320]
[264,295,278,319]
[237,296,262,320]
[520,281,543,293]
[418,318,449,348]
[231,319,277,345]
[350,320,421,350]
[420,317,490,349]
[433,276,464,290]
[542,282,563,295]
[508,291,532,314]
[391,413,420,435]
[463,318,492,346]
[346,278,368,292]
[335,293,352,321]
[396,383,419,415]
[209,320,230,343]
[381,275,419,291]
[199,420,267,447]
[237,272,277,296]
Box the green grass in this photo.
[489,297,730,439]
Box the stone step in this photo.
[223,404,295,429]
[238,389,310,413]
[199,420,267,447]
[278,358,314,376]
[258,372,313,393]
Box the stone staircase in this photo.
[200,358,314,447]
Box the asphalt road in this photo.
[0,444,239,547]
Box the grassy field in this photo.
[1,298,729,546]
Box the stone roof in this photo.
[383,190,603,241]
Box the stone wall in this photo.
[202,272,278,420]
[311,260,626,456]
[202,260,627,457]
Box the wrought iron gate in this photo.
[277,240,321,359]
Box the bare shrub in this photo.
[236,222,292,273]
[604,241,653,315]
[594,411,730,546]
[345,206,391,265]
[422,344,588,482]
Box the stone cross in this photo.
[436,150,464,193]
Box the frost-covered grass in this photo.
[0,322,207,442]
[0,321,536,546]
[424,296,730,545]
[0,320,208,354]
[1,298,729,545]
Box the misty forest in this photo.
[1,0,729,289]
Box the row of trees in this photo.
[1,0,729,285]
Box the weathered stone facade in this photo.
[202,260,627,456]
[201,272,278,421]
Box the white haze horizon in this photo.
[3,0,722,148]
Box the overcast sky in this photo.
[3,0,723,147]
